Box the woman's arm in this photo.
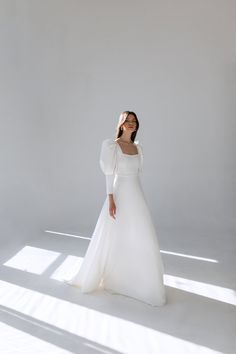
[108,194,116,219]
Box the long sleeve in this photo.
[99,138,117,194]
[136,142,144,172]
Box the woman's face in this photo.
[121,114,137,133]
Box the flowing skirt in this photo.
[67,173,166,306]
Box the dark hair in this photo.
[115,111,139,142]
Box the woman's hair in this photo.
[115,111,139,142]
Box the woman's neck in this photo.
[119,132,132,143]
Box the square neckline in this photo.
[114,140,139,156]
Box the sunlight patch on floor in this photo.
[164,274,236,305]
[3,245,232,308]
[45,230,91,240]
[160,250,218,263]
[3,246,60,274]
[50,255,83,281]
[0,322,73,354]
[0,280,224,354]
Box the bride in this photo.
[66,111,166,307]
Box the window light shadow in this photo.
[50,255,83,281]
[0,306,121,354]
[2,242,232,306]
[164,274,236,305]
[160,250,218,263]
[0,280,224,354]
[3,246,61,275]
[0,321,71,354]
[44,230,91,240]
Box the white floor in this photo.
[0,228,235,354]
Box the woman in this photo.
[67,111,166,306]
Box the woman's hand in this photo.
[108,194,116,219]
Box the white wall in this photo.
[0,0,235,244]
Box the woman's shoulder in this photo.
[134,139,142,149]
[102,137,116,144]
[101,137,117,150]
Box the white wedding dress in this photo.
[67,138,166,306]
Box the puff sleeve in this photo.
[99,138,117,195]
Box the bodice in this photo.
[115,142,140,176]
